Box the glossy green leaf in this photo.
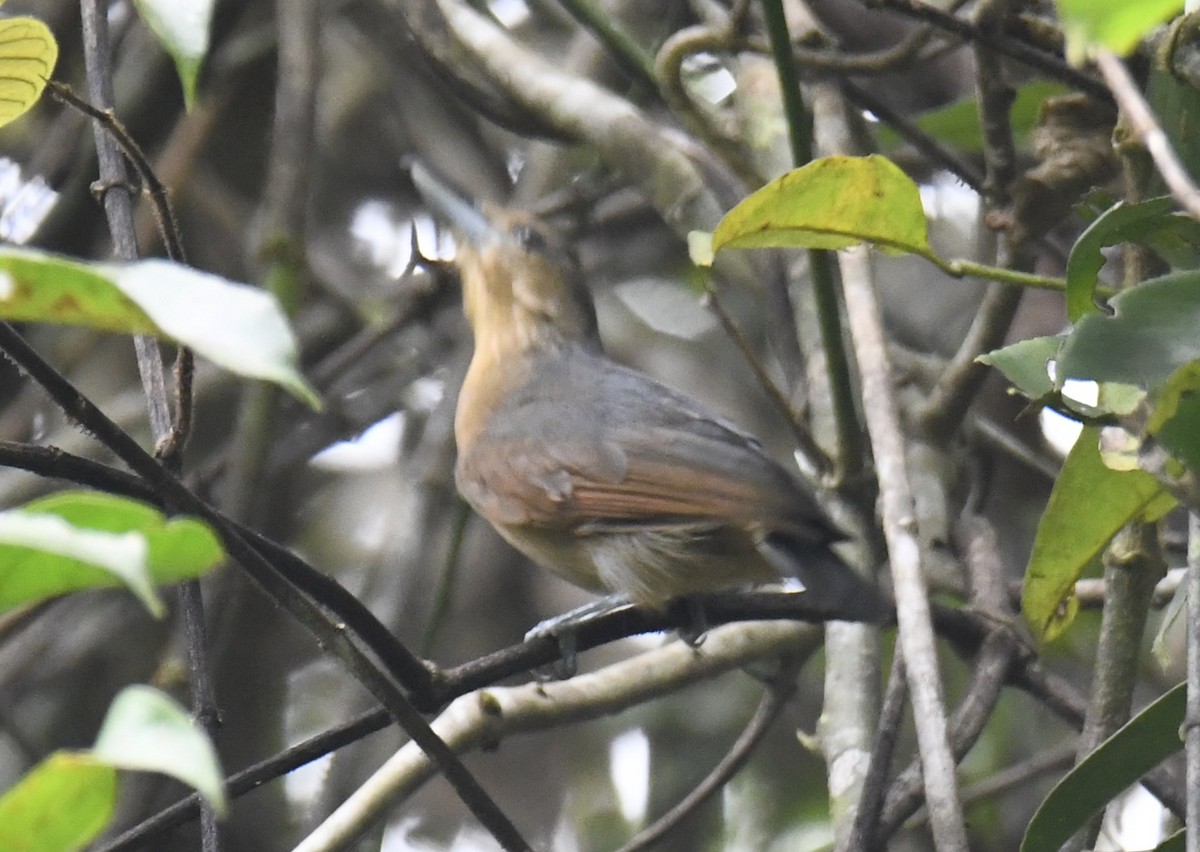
[0,16,58,128]
[0,753,116,852]
[978,336,1061,400]
[0,491,225,616]
[1056,0,1183,63]
[0,247,320,407]
[1057,270,1200,391]
[1022,682,1184,851]
[1065,196,1180,321]
[94,686,227,816]
[1022,426,1175,641]
[705,155,936,261]
[132,0,214,110]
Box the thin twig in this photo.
[76,3,171,438]
[223,0,322,525]
[654,15,764,187]
[1066,524,1165,851]
[615,659,802,852]
[843,650,908,851]
[864,0,1110,100]
[46,81,197,456]
[908,0,1026,442]
[94,707,392,852]
[970,417,1061,482]
[1075,568,1184,610]
[840,79,984,193]
[759,0,865,480]
[704,287,830,476]
[75,2,210,846]
[553,0,657,90]
[908,744,1075,828]
[45,81,186,263]
[1095,49,1200,222]
[918,282,1022,440]
[876,514,1017,842]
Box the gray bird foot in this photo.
[525,593,636,678]
[675,596,709,647]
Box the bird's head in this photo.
[412,164,600,356]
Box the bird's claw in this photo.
[524,594,635,678]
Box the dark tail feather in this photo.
[764,533,892,624]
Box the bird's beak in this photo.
[410,161,499,248]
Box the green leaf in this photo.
[0,509,158,614]
[0,17,58,128]
[1149,362,1200,473]
[706,155,937,261]
[876,81,1068,152]
[1065,196,1179,321]
[1022,682,1185,851]
[0,752,116,852]
[1148,54,1200,190]
[978,335,1061,400]
[0,247,320,407]
[1022,426,1175,641]
[132,0,214,110]
[1058,271,1200,392]
[1056,0,1183,63]
[93,686,227,817]
[0,491,225,616]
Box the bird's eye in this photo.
[512,224,550,254]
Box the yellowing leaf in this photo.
[0,17,58,128]
[0,753,116,852]
[1057,0,1183,63]
[708,155,937,261]
[0,247,320,408]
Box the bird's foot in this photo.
[525,593,636,678]
[673,596,710,647]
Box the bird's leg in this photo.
[525,593,636,677]
[674,595,710,647]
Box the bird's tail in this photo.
[764,533,893,624]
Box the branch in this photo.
[1064,523,1165,850]
[761,0,865,479]
[293,621,821,851]
[864,0,1110,99]
[1095,49,1200,222]
[838,240,968,850]
[614,655,804,851]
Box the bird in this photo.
[412,165,887,625]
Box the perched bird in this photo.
[414,167,885,623]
